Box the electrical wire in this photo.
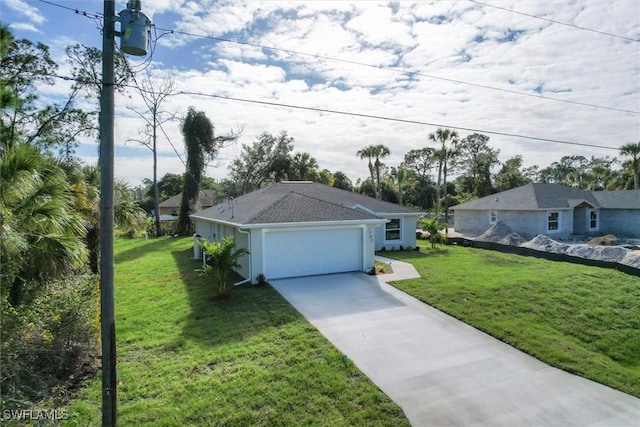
[469,0,640,43]
[36,0,639,116]
[3,65,626,152]
[152,26,639,116]
[175,90,621,151]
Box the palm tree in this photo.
[289,152,318,181]
[620,141,640,190]
[357,144,390,199]
[392,165,409,205]
[0,143,87,306]
[420,217,448,249]
[198,237,249,296]
[428,128,459,221]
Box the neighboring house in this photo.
[158,189,217,216]
[190,181,423,282]
[452,183,640,239]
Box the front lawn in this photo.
[383,244,640,397]
[64,237,408,426]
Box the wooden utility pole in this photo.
[100,0,117,425]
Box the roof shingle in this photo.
[190,181,421,225]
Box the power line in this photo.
[154,27,639,116]
[3,65,627,152]
[4,65,625,152]
[36,0,639,116]
[176,90,621,152]
[469,0,640,43]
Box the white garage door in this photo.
[264,228,363,279]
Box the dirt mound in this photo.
[588,235,619,246]
[475,222,527,246]
[621,251,640,269]
[521,235,570,254]
[567,245,630,263]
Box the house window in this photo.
[589,210,598,230]
[490,211,497,224]
[385,218,401,241]
[547,212,560,231]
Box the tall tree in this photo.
[357,144,390,199]
[176,107,238,234]
[1,27,92,156]
[127,71,176,236]
[228,131,294,193]
[332,171,353,191]
[429,128,459,222]
[456,133,499,197]
[620,141,640,190]
[289,152,319,181]
[391,165,409,206]
[404,147,436,209]
[494,155,529,192]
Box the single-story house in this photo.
[190,181,423,282]
[452,183,640,239]
[159,189,217,216]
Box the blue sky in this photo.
[3,0,639,186]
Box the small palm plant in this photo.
[197,237,249,297]
[421,217,448,249]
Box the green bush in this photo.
[145,218,177,237]
[0,275,100,411]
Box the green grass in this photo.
[383,243,640,397]
[64,237,408,426]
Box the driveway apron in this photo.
[270,260,640,426]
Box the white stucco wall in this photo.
[375,215,421,250]
[193,220,380,283]
[192,219,251,280]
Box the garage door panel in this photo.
[264,228,362,279]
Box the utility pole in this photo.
[100,2,150,424]
[100,0,117,425]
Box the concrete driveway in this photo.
[270,259,640,426]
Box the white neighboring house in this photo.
[452,183,640,239]
[190,181,423,282]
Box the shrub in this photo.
[255,273,268,287]
[420,217,448,248]
[145,218,177,237]
[197,237,249,296]
[1,275,100,411]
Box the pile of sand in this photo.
[622,251,640,269]
[587,235,619,246]
[521,235,640,268]
[521,235,570,254]
[467,224,639,270]
[474,222,527,246]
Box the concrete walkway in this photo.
[270,259,640,426]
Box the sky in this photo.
[3,0,640,187]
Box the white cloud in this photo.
[8,22,42,33]
[5,0,46,25]
[5,0,638,187]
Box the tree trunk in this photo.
[443,161,449,224]
[368,160,377,199]
[375,159,382,200]
[152,112,161,237]
[435,160,443,217]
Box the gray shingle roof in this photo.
[159,189,218,208]
[592,190,640,209]
[190,182,421,225]
[451,183,601,211]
